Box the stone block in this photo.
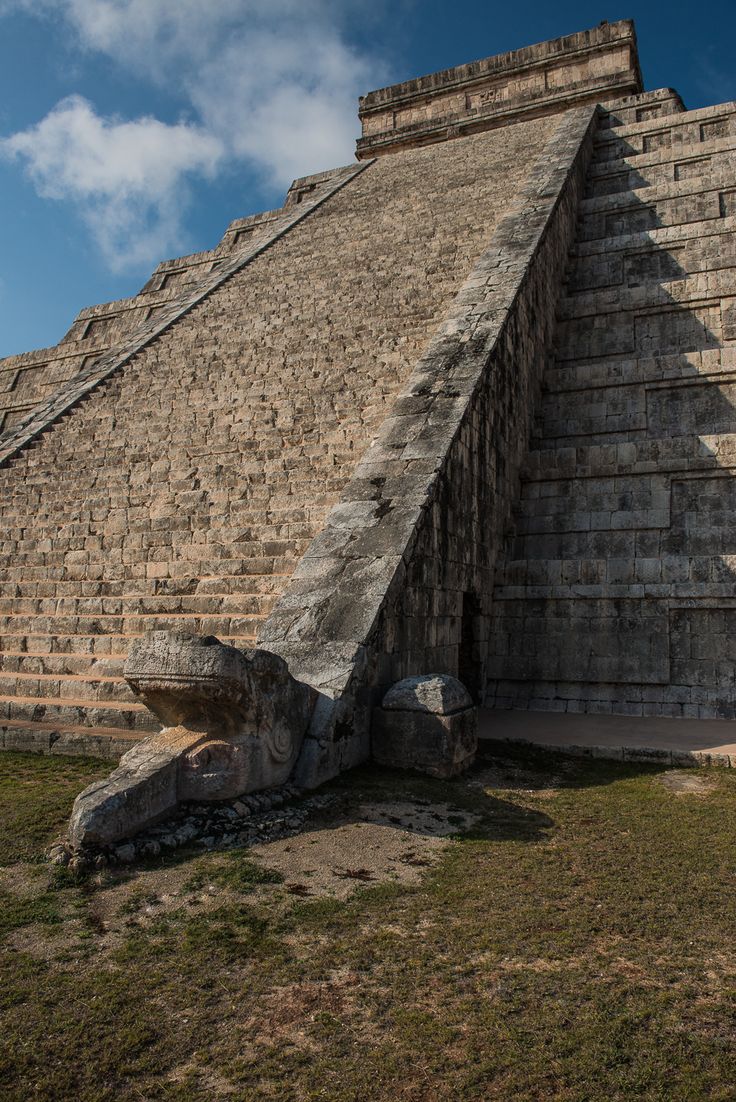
[372,674,478,778]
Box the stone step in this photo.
[0,693,158,732]
[589,138,736,178]
[483,680,735,721]
[0,670,139,704]
[492,581,736,602]
[553,304,726,364]
[575,189,727,243]
[0,612,268,636]
[563,237,736,298]
[508,526,664,565]
[9,458,351,487]
[542,347,732,394]
[0,651,126,676]
[0,557,298,582]
[522,433,736,482]
[585,149,736,198]
[0,718,146,759]
[596,90,684,131]
[0,573,293,600]
[557,270,733,322]
[0,539,312,570]
[513,504,670,539]
[587,145,736,197]
[0,631,258,656]
[579,170,736,217]
[0,526,317,551]
[534,374,736,446]
[0,500,326,523]
[592,114,736,175]
[566,217,736,270]
[0,591,279,616]
[510,497,736,562]
[498,555,736,587]
[594,102,736,145]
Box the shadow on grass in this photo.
[475,737,688,791]
[88,741,698,878]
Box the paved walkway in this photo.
[479,709,736,766]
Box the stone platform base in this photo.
[0,725,140,761]
[6,710,736,770]
[480,710,736,767]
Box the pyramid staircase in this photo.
[0,114,547,759]
[0,476,330,755]
[4,87,736,756]
[487,99,736,718]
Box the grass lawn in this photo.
[0,745,734,1101]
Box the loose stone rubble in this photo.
[50,785,336,874]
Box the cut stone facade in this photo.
[486,100,736,719]
[0,107,554,759]
[2,18,736,782]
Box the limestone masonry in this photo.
[2,20,736,813]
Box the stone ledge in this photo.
[486,736,735,768]
[480,708,736,767]
[0,725,139,761]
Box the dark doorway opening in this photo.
[459,591,483,703]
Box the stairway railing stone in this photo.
[259,104,599,786]
[0,161,373,469]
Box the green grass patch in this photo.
[1,747,735,1100]
[184,851,284,895]
[0,886,63,941]
[0,751,110,864]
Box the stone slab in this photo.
[480,708,736,766]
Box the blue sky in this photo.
[1,0,735,359]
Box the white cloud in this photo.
[1,94,223,269]
[192,26,376,186]
[0,0,389,268]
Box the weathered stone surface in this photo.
[357,20,641,159]
[69,727,196,848]
[0,93,554,761]
[68,632,312,847]
[126,633,312,791]
[382,675,472,715]
[486,96,736,719]
[125,631,260,726]
[0,167,366,447]
[373,676,478,777]
[264,102,598,785]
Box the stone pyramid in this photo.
[2,19,736,789]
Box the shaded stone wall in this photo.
[378,109,597,691]
[486,99,736,718]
